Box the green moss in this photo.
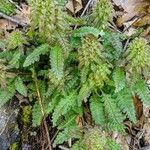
[91,0,113,29]
[83,129,107,150]
[10,142,19,150]
[20,106,32,125]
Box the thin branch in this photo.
[32,68,52,150]
[58,146,70,150]
[8,0,23,12]
[0,12,28,26]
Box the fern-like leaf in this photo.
[90,96,106,125]
[106,139,121,150]
[102,94,125,132]
[50,46,64,80]
[71,141,84,150]
[53,126,80,148]
[78,82,92,107]
[132,79,150,106]
[52,92,77,126]
[72,26,104,38]
[32,102,42,127]
[113,67,126,93]
[9,51,21,69]
[23,44,50,67]
[116,88,136,123]
[7,30,27,50]
[58,113,77,129]
[0,85,16,107]
[15,77,27,97]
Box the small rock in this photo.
[141,146,150,150]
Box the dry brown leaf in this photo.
[132,96,143,120]
[133,15,150,27]
[66,0,83,14]
[0,19,17,31]
[75,115,83,128]
[113,0,150,27]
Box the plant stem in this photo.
[32,68,52,150]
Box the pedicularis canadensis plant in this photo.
[0,0,150,149]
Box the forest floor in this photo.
[0,0,150,150]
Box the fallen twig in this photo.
[0,12,28,26]
[8,0,23,12]
[58,146,70,150]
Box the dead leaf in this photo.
[133,15,150,27]
[132,96,143,120]
[113,0,150,27]
[75,115,83,128]
[0,19,17,31]
[66,0,83,14]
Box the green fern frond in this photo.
[102,94,125,132]
[52,92,77,126]
[78,82,92,107]
[48,70,65,90]
[71,141,85,150]
[0,84,16,107]
[9,51,21,69]
[50,46,64,79]
[72,26,104,38]
[132,79,150,106]
[23,44,50,67]
[32,102,42,127]
[106,139,121,150]
[46,94,61,114]
[113,67,126,93]
[53,128,71,148]
[108,33,123,54]
[53,126,80,148]
[6,30,27,50]
[15,77,27,97]
[116,88,136,123]
[65,75,79,93]
[102,32,123,61]
[90,96,106,125]
[58,113,77,129]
